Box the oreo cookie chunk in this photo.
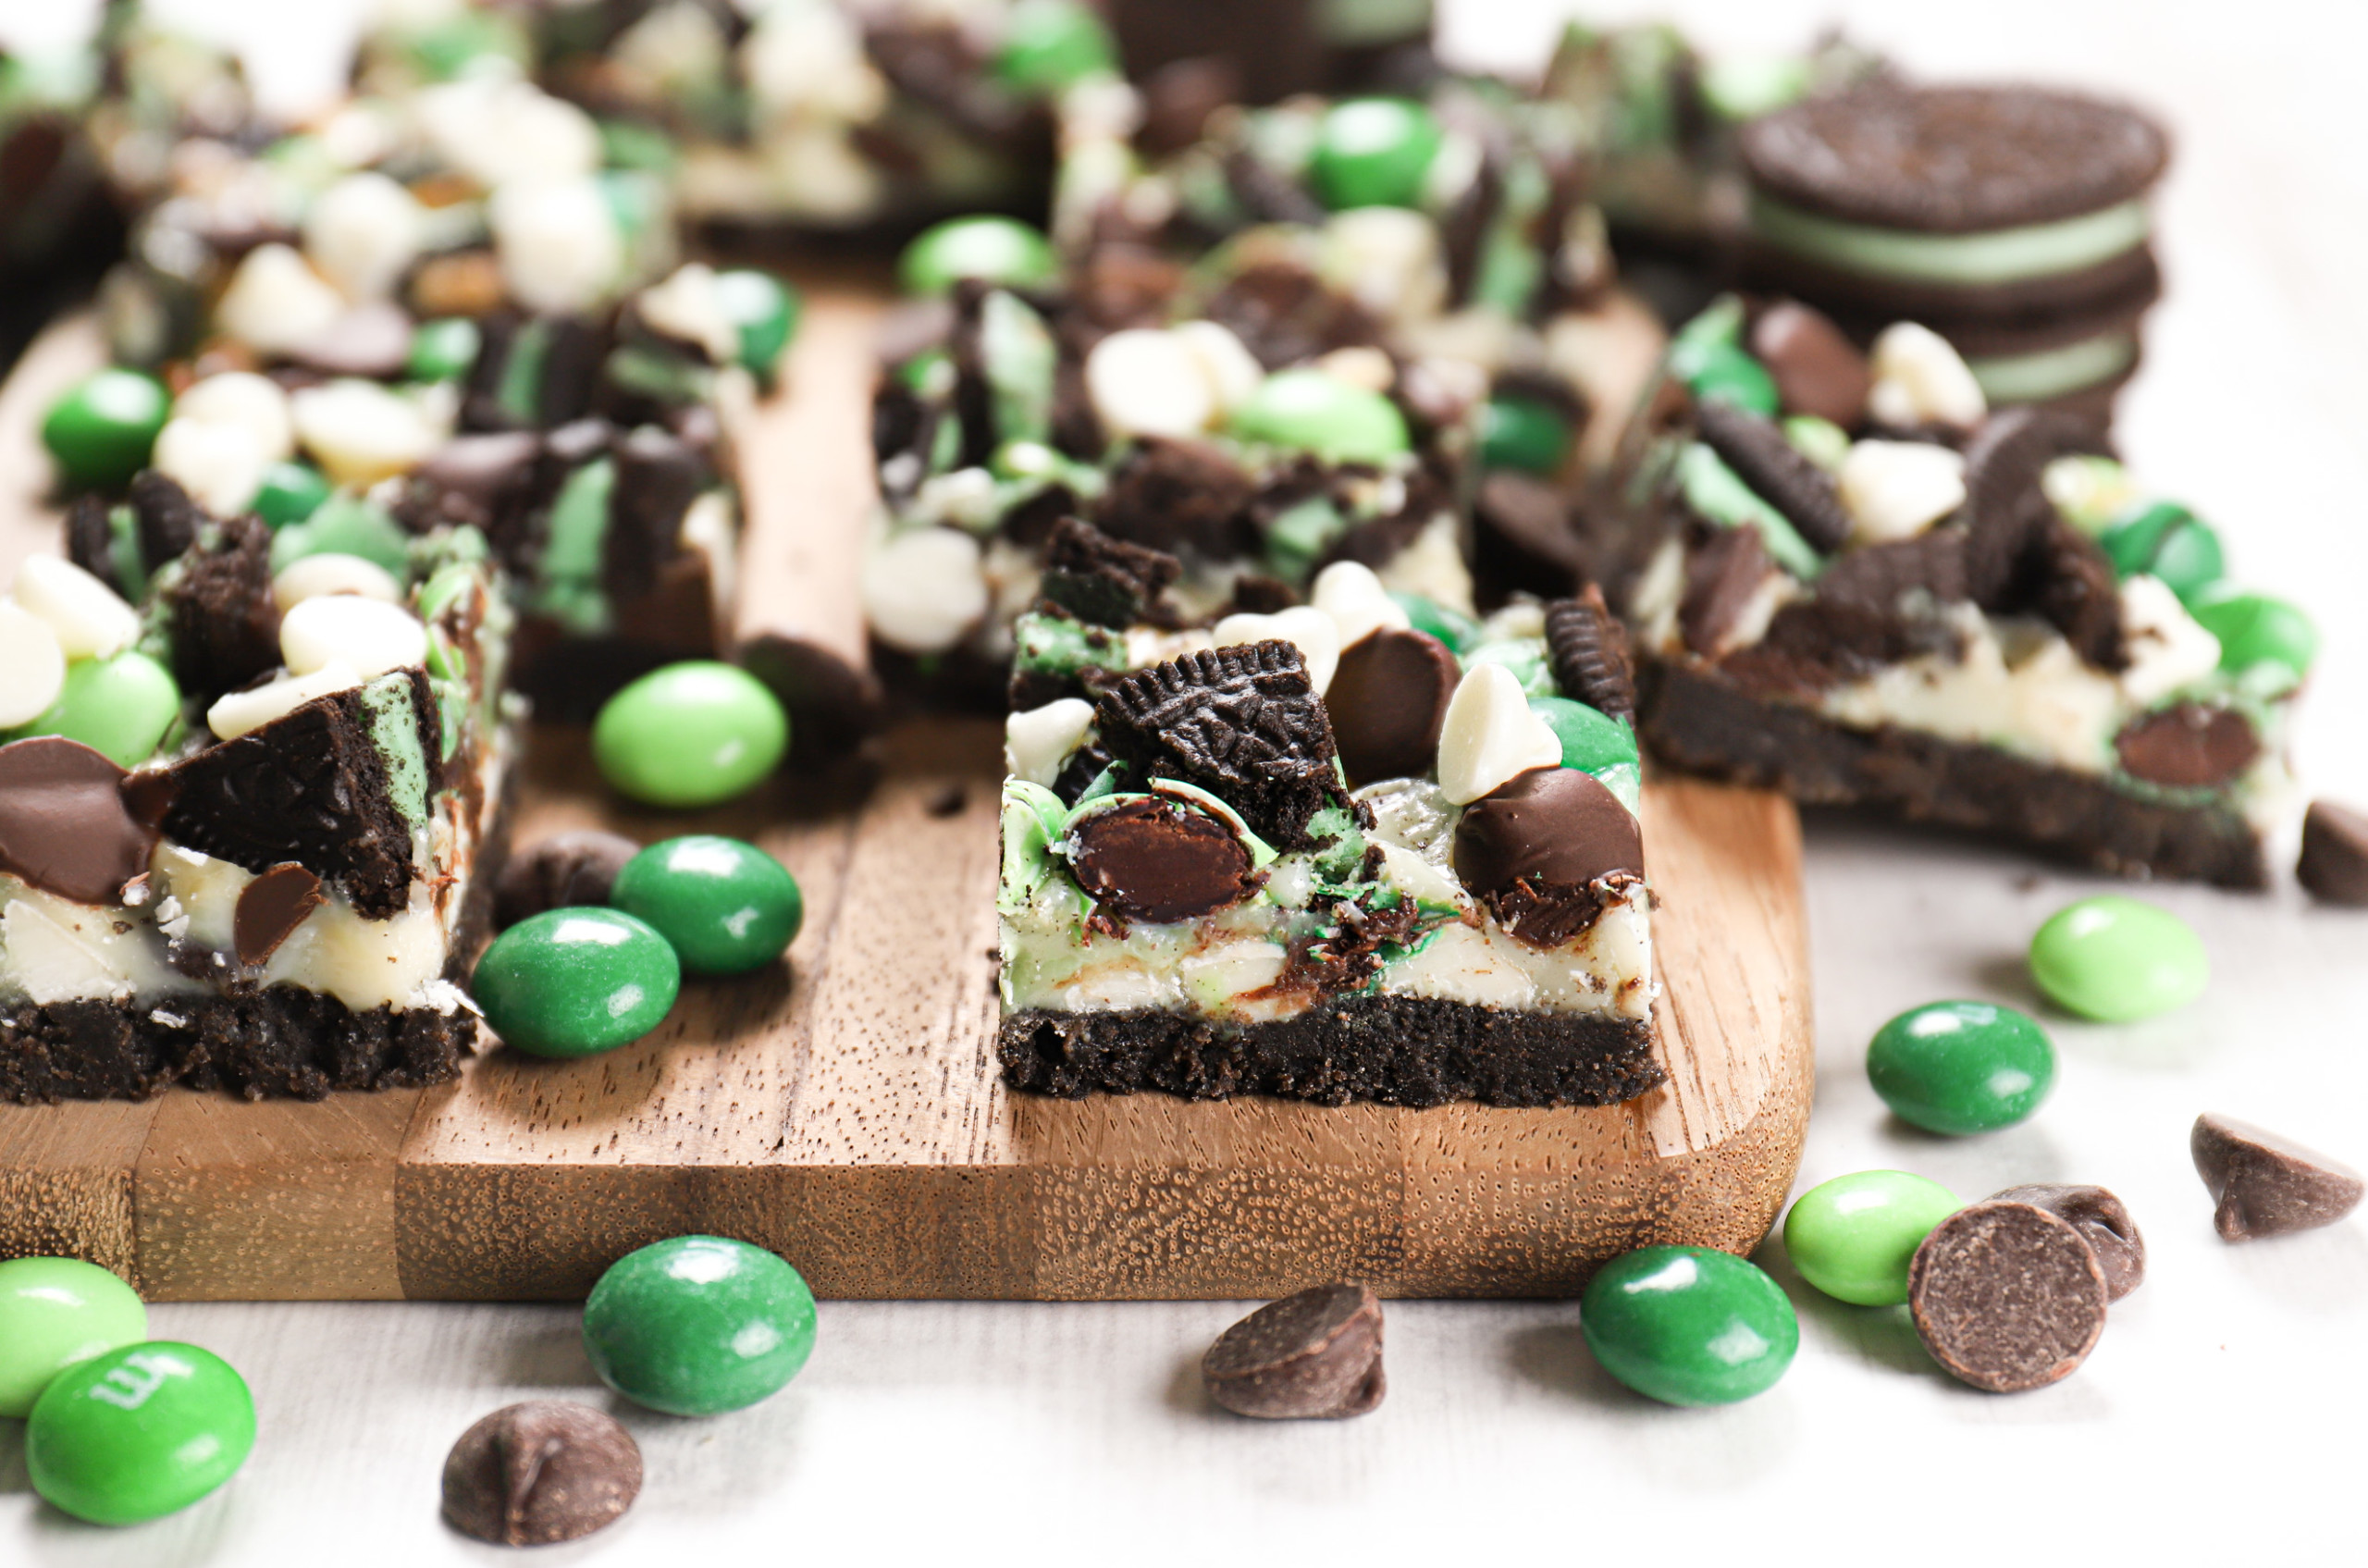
[163,514,282,706]
[1040,517,1182,628]
[1545,586,1636,723]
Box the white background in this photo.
[3,0,2365,1562]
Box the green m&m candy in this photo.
[251,461,333,529]
[10,650,179,769]
[1867,1000,2055,1134]
[474,907,681,1058]
[1783,1171,1962,1305]
[41,369,171,490]
[269,490,412,576]
[611,835,804,975]
[2029,895,2208,1022]
[1529,695,1637,776]
[1677,340,1781,414]
[1390,592,1479,654]
[1581,1245,1797,1407]
[2100,501,2224,603]
[1309,97,1443,211]
[583,1236,817,1416]
[993,0,1115,93]
[0,1257,148,1418]
[27,1341,255,1525]
[1478,392,1572,475]
[2189,591,2317,679]
[897,216,1058,297]
[714,269,801,385]
[592,661,789,809]
[1228,368,1410,463]
[407,316,482,382]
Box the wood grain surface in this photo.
[0,304,1813,1302]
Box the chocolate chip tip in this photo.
[1202,1283,1386,1420]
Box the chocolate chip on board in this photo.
[2295,799,2368,907]
[1908,1199,2108,1393]
[1326,627,1460,786]
[0,736,158,906]
[1067,796,1260,924]
[1991,1183,2146,1301]
[2190,1114,2365,1242]
[1748,301,1872,426]
[1694,399,1852,555]
[493,830,643,930]
[2113,704,2258,789]
[1202,1284,1386,1419]
[441,1401,642,1548]
[1451,767,1644,949]
[1544,586,1636,722]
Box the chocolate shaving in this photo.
[1544,586,1636,722]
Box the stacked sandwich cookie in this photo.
[995,522,1659,1107]
[1607,294,2308,888]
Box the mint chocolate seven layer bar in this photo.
[994,522,1659,1107]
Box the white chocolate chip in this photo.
[2117,574,2224,705]
[861,527,990,654]
[1436,661,1561,806]
[1311,559,1412,650]
[1004,698,1096,788]
[1319,205,1448,326]
[489,178,624,315]
[272,552,403,614]
[635,262,739,364]
[1836,439,1967,545]
[413,75,603,189]
[1315,345,1395,395]
[1174,320,1264,415]
[290,379,446,487]
[174,372,295,463]
[153,415,274,517]
[207,661,362,740]
[0,600,67,728]
[740,1,887,122]
[13,557,139,661]
[302,171,426,303]
[214,243,345,357]
[1212,605,1341,695]
[1084,328,1214,440]
[1867,322,1987,430]
[280,596,427,679]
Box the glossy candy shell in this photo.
[2029,896,2208,1022]
[0,1257,148,1418]
[474,908,681,1058]
[592,661,789,809]
[1867,1000,2056,1134]
[612,835,804,975]
[1581,1246,1798,1406]
[1783,1171,1962,1305]
[583,1236,818,1416]
[26,1341,255,1525]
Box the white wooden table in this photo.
[3,0,2364,1560]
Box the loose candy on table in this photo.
[1907,1200,2106,1394]
[26,1341,256,1525]
[592,661,790,809]
[441,1401,642,1547]
[493,830,644,930]
[1782,1170,1962,1306]
[897,216,1059,297]
[1202,1284,1386,1420]
[472,907,680,1058]
[1866,999,2055,1135]
[1580,1245,1798,1407]
[41,369,172,490]
[2028,895,2208,1022]
[582,1236,818,1417]
[0,1257,148,1419]
[2294,799,2368,907]
[610,835,805,975]
[2190,1114,2364,1242]
[1991,1183,2146,1299]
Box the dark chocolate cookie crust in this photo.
[999,995,1663,1108]
[1639,660,2269,889]
[1739,85,2170,234]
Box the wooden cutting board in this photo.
[0,292,1813,1301]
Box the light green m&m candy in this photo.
[42,369,171,490]
[993,0,1116,93]
[474,907,681,1058]
[897,216,1058,298]
[583,1236,817,1416]
[407,316,482,382]
[593,661,788,809]
[1229,368,1410,463]
[10,650,179,769]
[1528,695,1637,777]
[1783,1171,1962,1305]
[27,1341,255,1525]
[1310,97,1444,211]
[2029,895,2208,1022]
[0,1257,148,1418]
[1581,1245,1797,1407]
[611,835,803,976]
[1867,999,2055,1134]
[2189,590,2317,679]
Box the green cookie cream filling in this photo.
[1749,193,2151,287]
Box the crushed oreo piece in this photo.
[1722,594,1959,698]
[1067,796,1260,923]
[1450,767,1643,949]
[605,425,707,601]
[65,495,128,598]
[1991,1183,2146,1301]
[1094,641,1347,849]
[2114,704,2257,789]
[1202,1284,1386,1420]
[1961,408,2093,607]
[233,862,325,968]
[1908,1198,2108,1393]
[1326,627,1460,786]
[0,738,157,906]
[2297,799,2368,906]
[493,830,641,930]
[1694,400,1851,555]
[2022,515,2126,669]
[441,1401,641,1548]
[165,513,281,705]
[406,430,545,543]
[1748,301,1871,426]
[1094,437,1257,558]
[128,470,204,571]
[1040,516,1182,627]
[1679,522,1776,657]
[1545,586,1636,722]
[1814,528,1969,613]
[1221,147,1329,229]
[1049,744,1114,808]
[1202,262,1380,370]
[2191,1113,2364,1241]
[1223,573,1299,617]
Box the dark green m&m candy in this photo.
[2100,501,2224,603]
[474,907,681,1058]
[1478,392,1572,474]
[1867,1000,2055,1134]
[26,1341,255,1525]
[1581,1246,1797,1407]
[1528,695,1637,776]
[611,835,804,975]
[251,462,333,529]
[2189,590,2318,679]
[897,216,1058,298]
[583,1236,817,1416]
[41,369,171,490]
[1309,97,1443,211]
[714,269,800,384]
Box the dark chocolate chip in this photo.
[1694,400,1851,555]
[1450,767,1643,949]
[1990,1183,2146,1301]
[1093,437,1257,558]
[0,737,158,906]
[2190,1113,2364,1242]
[1040,515,1182,628]
[1748,301,1871,426]
[283,302,413,379]
[1326,627,1460,787]
[1223,573,1299,617]
[2296,799,2368,906]
[2113,704,2257,789]
[1067,795,1259,924]
[1543,586,1636,722]
[1960,408,2091,607]
[166,513,281,706]
[1202,1284,1386,1420]
[1908,1199,2108,1393]
[493,830,641,930]
[233,862,325,968]
[1094,640,1348,849]
[1678,522,1775,657]
[440,1401,641,1548]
